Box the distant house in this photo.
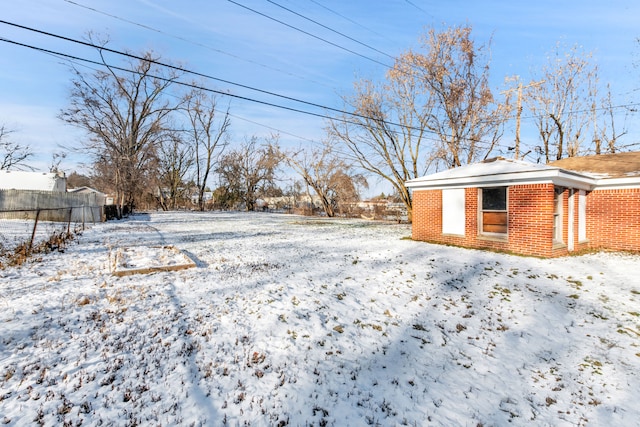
[0,170,66,192]
[262,194,324,211]
[190,191,213,205]
[406,152,640,257]
[356,199,408,221]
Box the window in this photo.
[553,187,563,243]
[480,187,507,234]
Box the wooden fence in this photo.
[0,189,104,222]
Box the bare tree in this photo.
[525,44,595,162]
[217,135,282,211]
[403,26,505,167]
[0,126,33,171]
[157,132,193,210]
[60,38,182,217]
[592,83,628,154]
[49,151,67,173]
[185,89,231,211]
[67,171,92,188]
[285,141,367,217]
[329,25,505,222]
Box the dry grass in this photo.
[1,229,78,268]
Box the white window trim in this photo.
[578,190,587,242]
[553,187,563,244]
[478,187,508,238]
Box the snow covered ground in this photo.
[0,211,639,426]
[0,218,77,257]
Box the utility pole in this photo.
[592,99,600,155]
[514,82,523,159]
[502,79,545,160]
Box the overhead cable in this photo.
[0,36,465,146]
[0,37,340,122]
[61,0,336,90]
[2,21,633,147]
[0,20,361,119]
[264,0,394,59]
[1,20,468,135]
[226,0,393,69]
[307,0,386,39]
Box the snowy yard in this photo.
[0,218,77,258]
[0,211,639,426]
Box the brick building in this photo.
[406,152,640,257]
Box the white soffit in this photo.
[406,160,595,190]
[592,177,640,190]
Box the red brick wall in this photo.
[411,189,442,242]
[586,188,640,252]
[509,184,557,256]
[412,185,640,256]
[412,184,571,257]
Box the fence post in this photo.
[29,209,41,252]
[67,207,73,235]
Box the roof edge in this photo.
[592,177,640,190]
[406,168,595,191]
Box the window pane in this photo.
[482,187,506,210]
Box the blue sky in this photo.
[1,0,639,188]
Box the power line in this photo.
[61,0,337,91]
[3,12,478,129]
[1,19,464,136]
[44,4,505,125]
[1,34,440,144]
[45,44,324,146]
[226,110,321,145]
[226,0,393,69]
[516,103,640,122]
[404,0,434,18]
[307,0,386,39]
[0,20,356,119]
[264,0,394,59]
[0,36,338,122]
[4,21,634,151]
[64,0,423,92]
[0,35,465,147]
[5,32,633,152]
